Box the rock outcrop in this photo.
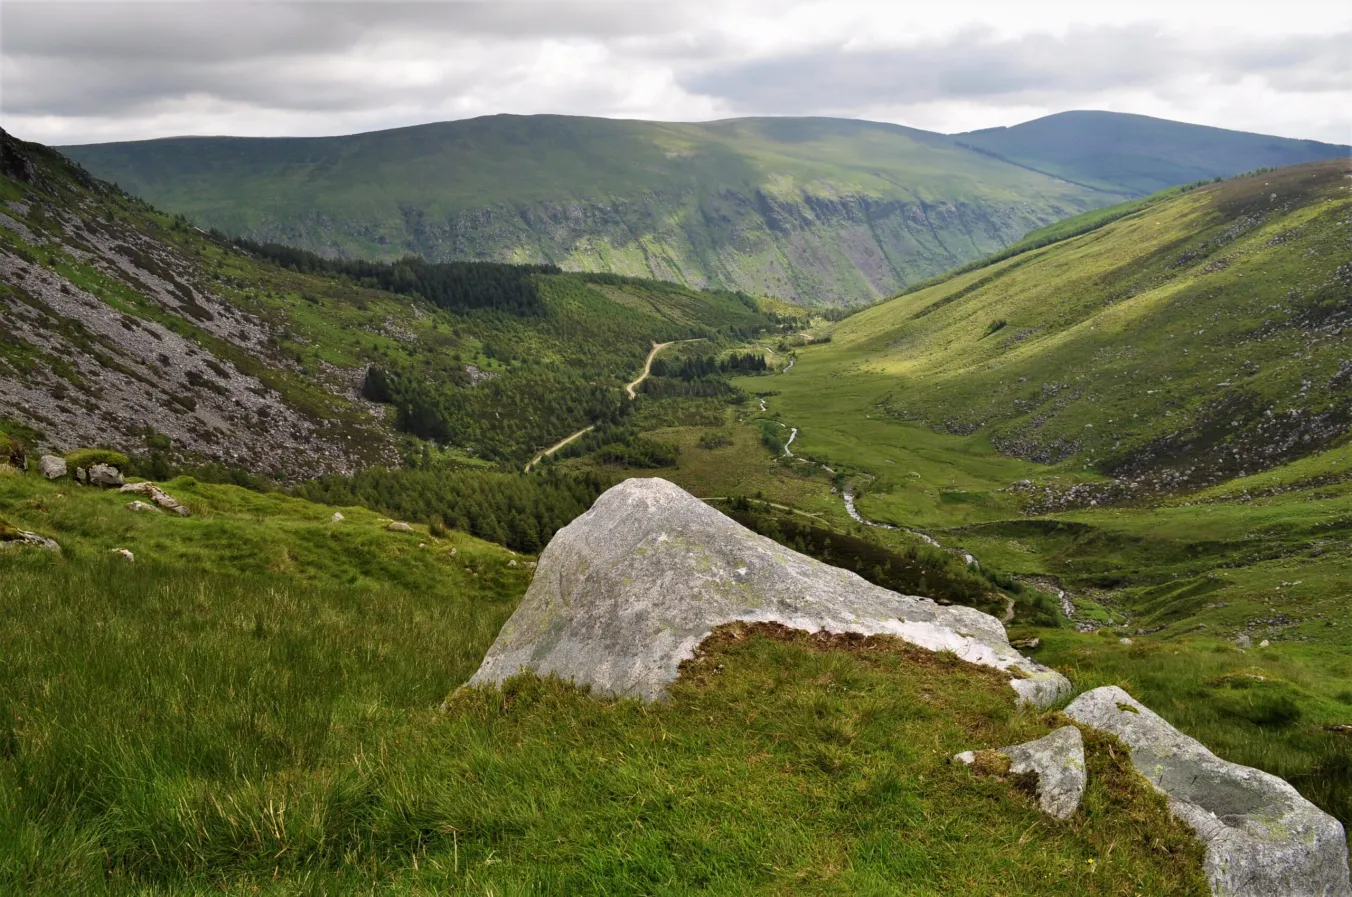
[387,521,414,533]
[1065,686,1351,897]
[120,481,190,516]
[470,477,1069,705]
[955,726,1086,820]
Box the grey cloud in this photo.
[2,1,699,119]
[680,26,1352,113]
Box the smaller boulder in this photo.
[1011,636,1040,650]
[125,500,161,514]
[120,482,189,516]
[86,464,125,488]
[1065,686,1351,897]
[1259,639,1271,648]
[388,521,414,533]
[0,530,61,552]
[1234,633,1253,648]
[111,548,134,563]
[331,512,345,523]
[38,455,67,479]
[955,726,1086,820]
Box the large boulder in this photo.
[954,726,1086,820]
[470,478,1069,705]
[38,455,67,479]
[1065,686,1351,897]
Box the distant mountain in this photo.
[60,113,1348,306]
[957,111,1349,196]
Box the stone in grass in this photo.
[1065,686,1351,897]
[111,548,134,563]
[120,481,191,517]
[125,500,161,514]
[0,523,60,552]
[954,726,1086,820]
[387,521,415,533]
[38,455,68,479]
[470,477,1070,706]
[331,512,345,523]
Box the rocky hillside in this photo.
[59,113,1347,307]
[0,130,779,476]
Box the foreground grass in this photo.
[0,561,1207,895]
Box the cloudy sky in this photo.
[2,0,1350,146]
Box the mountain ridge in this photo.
[57,110,1347,306]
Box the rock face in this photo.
[38,455,67,479]
[955,726,1086,820]
[470,478,1069,705]
[1065,686,1351,897]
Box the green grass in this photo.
[0,560,1209,896]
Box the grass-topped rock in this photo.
[471,477,1069,705]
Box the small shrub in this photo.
[981,319,1008,338]
[65,448,130,470]
[697,431,734,450]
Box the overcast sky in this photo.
[2,0,1350,146]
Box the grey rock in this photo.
[954,726,1086,820]
[0,530,61,552]
[1235,633,1253,648]
[1260,639,1271,648]
[470,478,1070,705]
[120,481,190,516]
[38,455,67,479]
[86,464,125,488]
[387,521,414,533]
[331,512,345,523]
[111,548,134,563]
[1065,686,1351,897]
[125,500,161,514]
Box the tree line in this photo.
[226,235,559,315]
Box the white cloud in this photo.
[1,0,1348,145]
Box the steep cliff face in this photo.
[243,187,1090,307]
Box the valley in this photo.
[2,123,1350,894]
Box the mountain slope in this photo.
[0,129,777,474]
[958,111,1350,196]
[61,115,1126,306]
[820,158,1352,490]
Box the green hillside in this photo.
[62,114,1125,306]
[959,110,1350,195]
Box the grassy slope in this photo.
[0,472,1209,894]
[958,110,1351,195]
[60,115,1122,305]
